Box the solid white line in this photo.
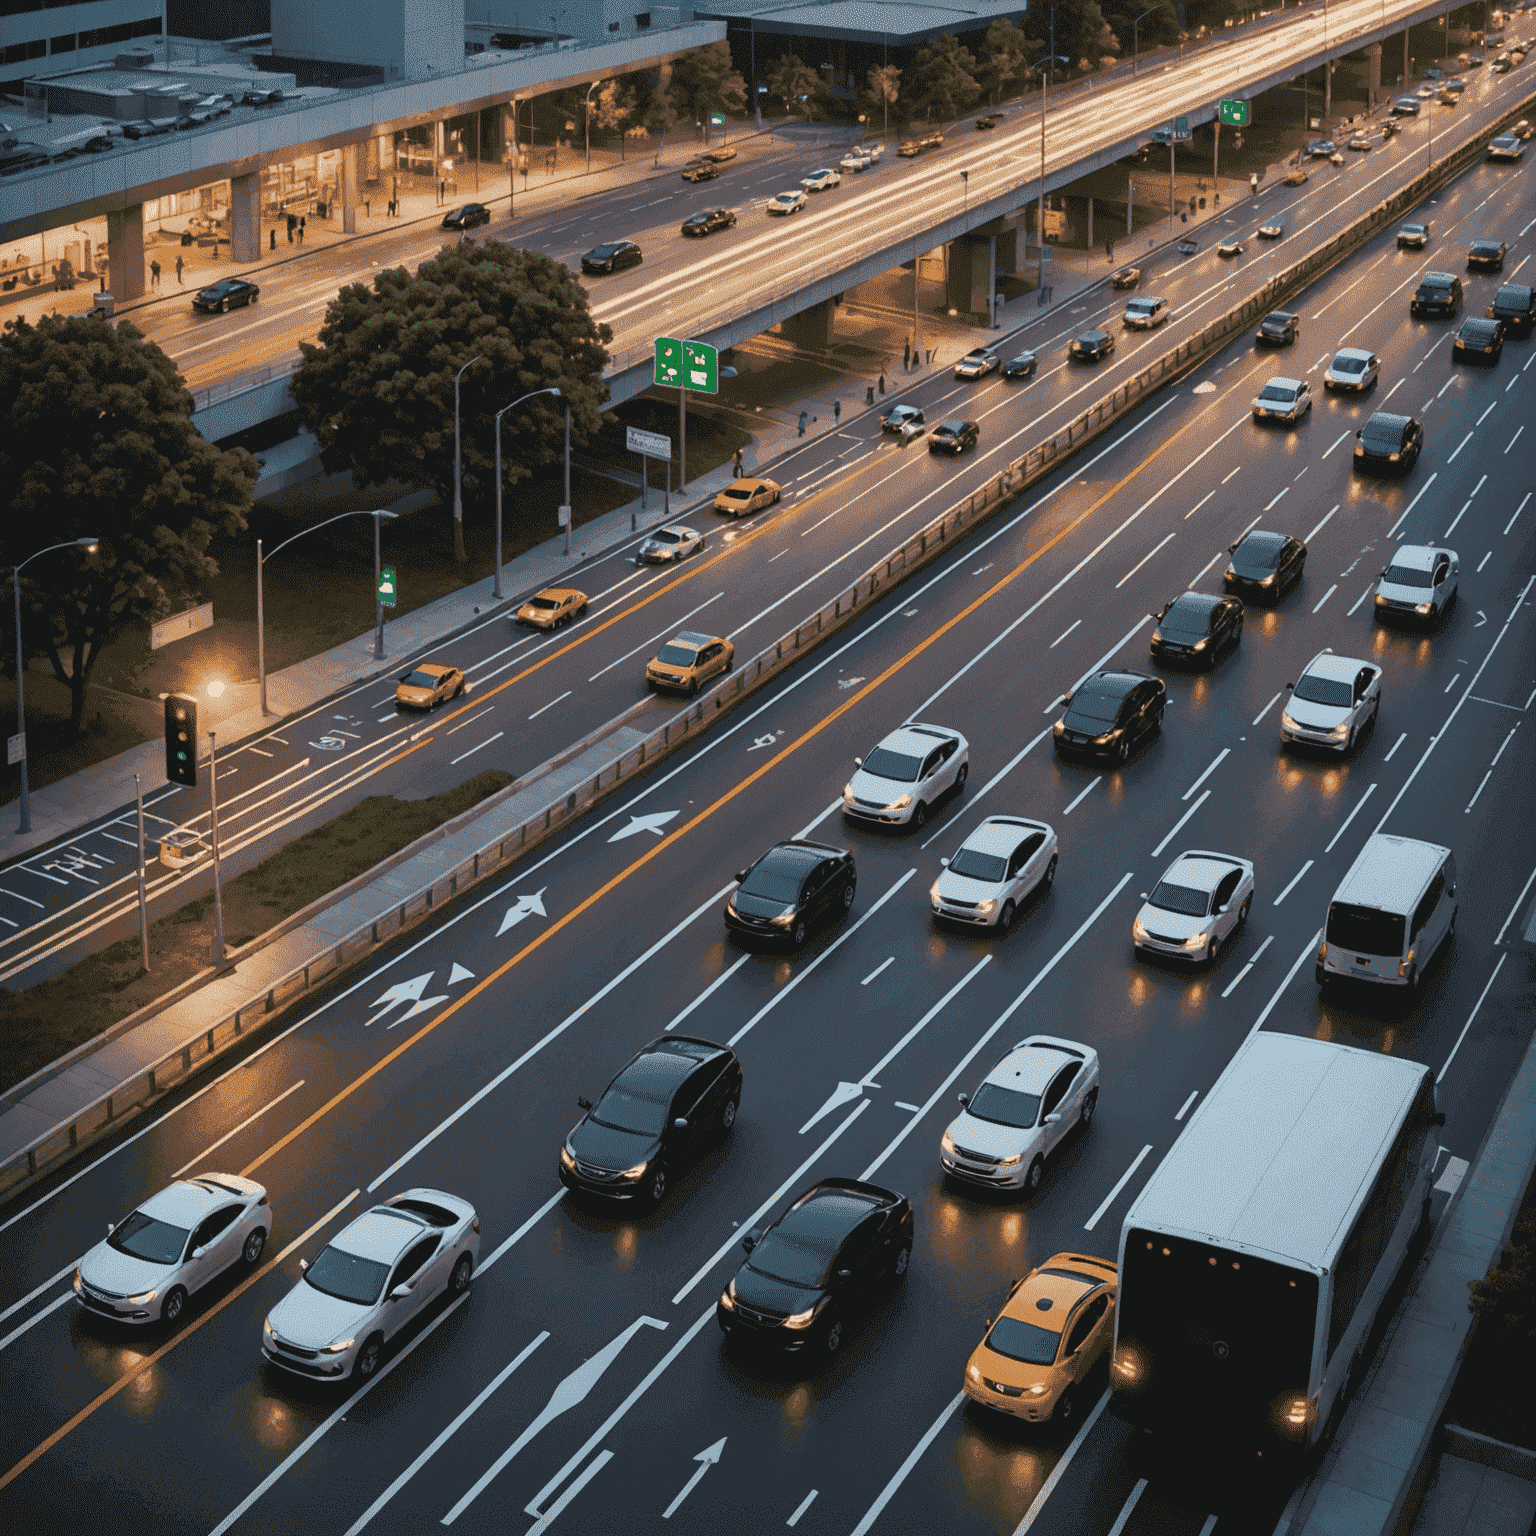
[1304,503,1340,544]
[1221,467,1240,484]
[1253,691,1282,726]
[1506,492,1532,535]
[848,1391,967,1536]
[1114,531,1176,589]
[1085,1145,1154,1232]
[926,727,1053,848]
[855,957,991,1105]
[1325,783,1377,855]
[1070,616,1155,697]
[523,1449,614,1536]
[1174,1090,1199,1121]
[527,691,571,721]
[1152,790,1210,859]
[172,1079,307,1177]
[1321,430,1351,460]
[1465,770,1494,813]
[1446,431,1474,463]
[1184,490,1215,520]
[1063,776,1101,816]
[861,957,895,986]
[450,731,504,766]
[787,1489,819,1527]
[1384,731,1407,762]
[1496,859,1536,947]
[586,592,724,680]
[1050,619,1082,648]
[1477,401,1498,426]
[480,1190,566,1273]
[667,953,752,1030]
[444,706,495,736]
[1272,859,1314,907]
[1311,583,1337,614]
[1387,472,1438,537]
[1183,748,1229,802]
[1107,1480,1149,1536]
[1198,1516,1219,1536]
[1188,550,1223,588]
[1221,963,1255,998]
[1347,582,1376,617]
[0,1261,77,1327]
[1012,1392,1111,1534]
[0,1290,74,1355]
[1438,955,1508,1084]
[1250,931,1321,1041]
[341,1331,550,1536]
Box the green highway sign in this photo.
[655,336,719,393]
[655,336,683,386]
[1219,98,1251,127]
[379,564,397,608]
[709,113,726,127]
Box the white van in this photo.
[1317,833,1457,990]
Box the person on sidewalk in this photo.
[175,255,184,284]
[833,400,841,424]
[287,213,295,243]
[1106,239,1114,262]
[879,372,886,395]
[903,337,911,369]
[298,216,305,245]
[364,198,370,218]
[798,410,807,436]
[732,448,744,477]
[270,227,276,251]
[149,258,161,288]
[1250,173,1259,196]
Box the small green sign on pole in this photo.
[709,113,726,127]
[379,564,397,608]
[1219,98,1251,127]
[654,336,719,394]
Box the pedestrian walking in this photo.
[732,448,744,477]
[833,399,841,423]
[149,258,161,288]
[175,255,184,284]
[1250,172,1259,196]
[270,227,277,251]
[298,216,305,245]
[1106,239,1114,261]
[364,197,371,218]
[798,410,807,437]
[287,213,295,243]
[878,372,886,395]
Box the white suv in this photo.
[1281,652,1382,753]
[1132,850,1255,964]
[1123,295,1170,329]
[931,816,1058,930]
[843,724,968,829]
[1374,544,1459,623]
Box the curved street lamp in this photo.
[1132,6,1159,77]
[585,80,604,174]
[11,537,98,833]
[453,355,485,564]
[494,387,563,599]
[1029,54,1074,294]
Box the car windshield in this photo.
[720,486,750,499]
[589,244,621,258]
[107,1211,189,1265]
[1472,243,1501,255]
[401,670,440,689]
[1010,354,1033,366]
[652,530,682,544]
[1258,384,1298,402]
[1066,688,1124,724]
[967,1083,1041,1129]
[1333,355,1368,373]
[593,1081,670,1136]
[1294,672,1354,706]
[1363,423,1406,449]
[773,193,796,203]
[862,746,923,781]
[656,643,700,667]
[740,860,807,903]
[1418,280,1451,294]
[1327,902,1406,956]
[985,1314,1061,1365]
[938,419,966,434]
[748,1231,834,1290]
[305,1245,390,1306]
[964,349,989,360]
[526,597,558,610]
[950,847,1008,882]
[1403,226,1427,235]
[1150,880,1211,917]
[1383,564,1434,588]
[1126,301,1156,315]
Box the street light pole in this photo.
[495,386,562,599]
[208,728,226,967]
[10,536,97,834]
[1032,52,1072,296]
[452,355,483,564]
[372,509,397,660]
[585,80,602,174]
[1132,6,1157,77]
[564,403,573,555]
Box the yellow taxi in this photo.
[645,629,735,695]
[394,661,466,710]
[962,1252,1118,1428]
[713,477,781,518]
[515,586,588,630]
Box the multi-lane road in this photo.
[0,69,1533,1534]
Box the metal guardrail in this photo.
[188,356,300,412]
[3,92,1527,1198]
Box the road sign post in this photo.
[626,425,672,518]
[656,338,719,494]
[378,564,397,608]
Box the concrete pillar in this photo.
[780,298,834,349]
[106,203,145,300]
[945,237,994,316]
[341,142,358,234]
[433,118,446,166]
[1324,60,1332,119]
[1366,43,1382,104]
[229,170,260,263]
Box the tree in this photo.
[976,19,1041,104]
[764,54,828,121]
[289,243,611,559]
[1045,0,1121,67]
[903,34,980,126]
[591,77,635,158]
[667,41,747,139]
[1104,0,1178,56]
[860,64,901,139]
[0,315,256,735]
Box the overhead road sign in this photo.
[1219,99,1251,126]
[626,425,672,460]
[654,337,719,394]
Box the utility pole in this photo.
[563,403,573,555]
[208,730,226,968]
[135,772,149,972]
[452,355,482,563]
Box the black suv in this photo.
[681,206,736,236]
[718,1179,913,1362]
[1150,593,1245,669]
[560,1036,743,1207]
[929,418,980,455]
[1410,272,1463,318]
[1053,671,1167,763]
[1488,283,1536,338]
[1453,317,1505,363]
[1069,329,1116,362]
[441,203,491,230]
[1354,412,1424,475]
[1467,239,1508,272]
[1224,529,1306,603]
[725,840,855,947]
[581,240,643,274]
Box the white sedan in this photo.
[636,524,706,564]
[940,1035,1099,1195]
[838,150,870,173]
[263,1189,479,1381]
[801,168,842,192]
[1132,850,1255,964]
[843,723,968,829]
[75,1173,271,1325]
[767,189,808,215]
[1374,544,1459,623]
[931,816,1057,930]
[1281,652,1382,753]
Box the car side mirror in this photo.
[1285,682,1294,691]
[578,1096,593,1111]
[1217,903,1230,915]
[1431,1111,1447,1127]
[1228,542,1238,554]
[984,1317,994,1329]
[192,1245,208,1260]
[1044,1112,1063,1125]
[391,1283,412,1301]
[735,870,748,884]
[854,757,863,768]
[836,1268,853,1281]
[957,1092,970,1107]
[742,1227,762,1253]
[939,857,950,868]
[673,1117,689,1131]
[1062,691,1074,705]
[1355,430,1362,439]
[299,1258,309,1273]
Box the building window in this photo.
[635,12,650,27]
[51,33,75,54]
[608,20,619,30]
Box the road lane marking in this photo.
[861,957,895,986]
[666,952,751,1030]
[1152,789,1210,859]
[1325,783,1378,854]
[1085,1146,1154,1231]
[1011,1392,1112,1533]
[1438,954,1509,1083]
[172,1079,307,1177]
[1175,1090,1200,1120]
[1184,748,1229,801]
[527,691,571,720]
[1273,859,1315,906]
[1063,776,1101,816]
[849,1392,968,1536]
[1115,531,1176,589]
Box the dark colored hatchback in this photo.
[681,206,736,236]
[192,278,259,313]
[1453,316,1505,363]
[725,840,856,948]
[1488,283,1536,338]
[1410,272,1463,318]
[1467,239,1508,272]
[718,1178,913,1362]
[1224,529,1306,602]
[929,418,980,455]
[441,203,491,230]
[1150,592,1245,668]
[1256,311,1300,346]
[560,1035,743,1207]
[1070,329,1115,362]
[1053,671,1167,763]
[581,240,643,274]
[1354,412,1423,474]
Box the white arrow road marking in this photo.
[748,732,784,752]
[837,676,866,689]
[363,972,435,1027]
[496,888,548,936]
[442,1316,668,1525]
[607,811,680,842]
[387,994,449,1029]
[1475,609,1488,627]
[447,962,475,985]
[663,1438,727,1519]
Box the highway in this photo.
[2,49,1528,992]
[0,85,1532,1534]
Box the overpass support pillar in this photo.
[780,298,835,349]
[340,142,358,234]
[1366,43,1382,105]
[946,236,996,321]
[106,203,145,301]
[229,170,260,263]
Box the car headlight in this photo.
[930,883,944,906]
[1398,948,1417,977]
[1281,712,1299,731]
[1329,721,1350,739]
[1052,721,1065,737]
[768,905,798,928]
[886,794,912,811]
[843,783,855,802]
[1415,602,1432,614]
[560,1147,576,1170]
[1259,573,1276,586]
[784,1302,821,1329]
[996,1152,1024,1167]
[1375,592,1388,604]
[264,1319,275,1341]
[321,1337,355,1354]
[1026,1383,1051,1397]
[1112,1348,1141,1383]
[968,1363,981,1381]
[620,1161,650,1180]
[1093,728,1121,745]
[1192,638,1209,650]
[942,1129,958,1154]
[719,1280,737,1311]
[1184,931,1210,949]
[1388,451,1401,462]
[1133,918,1149,942]
[976,899,997,915]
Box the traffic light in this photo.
[164,694,198,786]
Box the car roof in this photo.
[672,629,715,646]
[1006,1267,1101,1330]
[1078,670,1145,697]
[138,1179,229,1225]
[532,586,583,601]
[781,1179,898,1237]
[1261,377,1304,392]
[1332,346,1374,360]
[1419,270,1456,283]
[960,816,1049,857]
[1237,529,1290,553]
[985,1037,1087,1094]
[414,662,454,678]
[874,724,958,755]
[1162,852,1243,893]
[1262,311,1296,321]
[1390,545,1444,571]
[611,1046,701,1096]
[755,841,834,875]
[1364,411,1412,431]
[1496,283,1533,299]
[964,346,992,356]
[333,1205,433,1263]
[1165,592,1223,618]
[1077,329,1109,341]
[1471,238,1504,248]
[1125,295,1163,307]
[1460,317,1500,332]
[1301,650,1370,682]
[937,417,970,431]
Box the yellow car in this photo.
[645,629,735,694]
[516,586,588,630]
[962,1252,1118,1427]
[713,476,781,517]
[1284,166,1310,186]
[394,661,466,710]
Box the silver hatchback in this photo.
[931,816,1058,930]
[1324,347,1379,392]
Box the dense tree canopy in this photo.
[0,314,255,734]
[976,19,1042,104]
[860,64,901,136]
[764,54,829,121]
[903,34,980,125]
[668,41,747,137]
[289,242,611,554]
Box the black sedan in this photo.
[1224,529,1306,602]
[1467,239,1508,272]
[441,203,491,230]
[1354,412,1424,475]
[1069,330,1115,363]
[1002,351,1038,380]
[1256,311,1301,346]
[1052,671,1166,763]
[1488,282,1536,337]
[192,278,259,313]
[725,840,855,948]
[560,1035,742,1208]
[581,240,643,275]
[1150,592,1244,669]
[1453,316,1505,363]
[718,1178,913,1361]
[929,418,980,456]
[976,112,1005,130]
[681,206,736,236]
